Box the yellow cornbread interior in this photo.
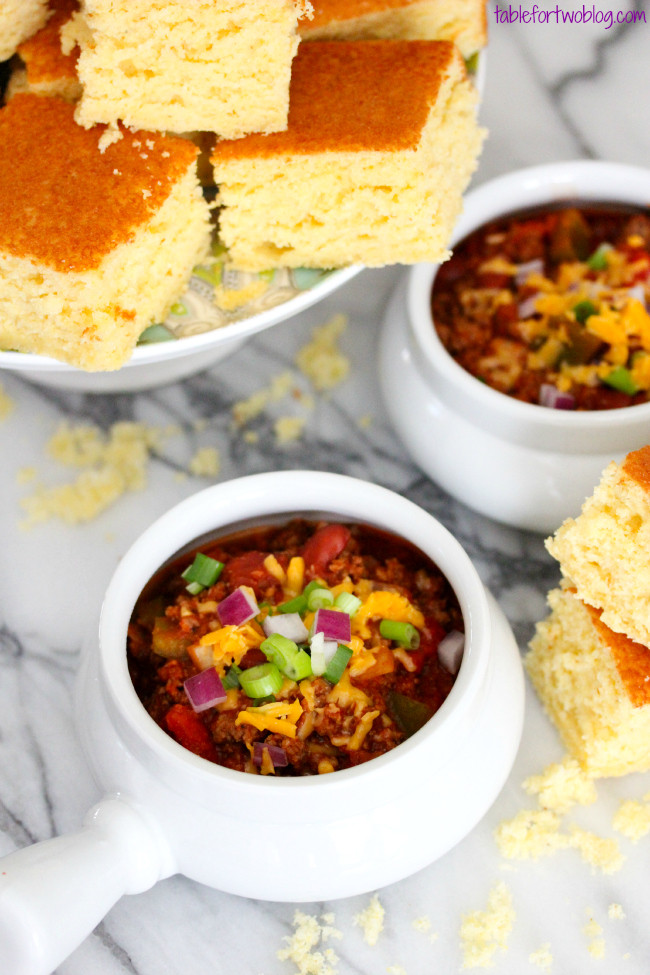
[547,447,650,649]
[525,586,650,778]
[0,0,50,62]
[62,0,310,136]
[0,93,211,371]
[0,166,210,371]
[7,0,82,103]
[299,0,487,59]
[212,42,482,271]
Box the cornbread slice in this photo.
[0,0,50,63]
[0,94,211,371]
[526,585,650,777]
[298,0,487,60]
[211,40,483,271]
[547,447,650,648]
[61,0,311,137]
[7,0,81,102]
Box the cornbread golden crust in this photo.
[63,0,312,137]
[212,40,483,270]
[299,0,487,59]
[546,446,650,648]
[525,585,650,777]
[0,93,211,371]
[0,0,50,63]
[7,0,81,102]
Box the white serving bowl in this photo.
[0,264,361,393]
[379,160,650,534]
[0,471,523,975]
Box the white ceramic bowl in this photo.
[0,471,523,975]
[0,264,361,393]
[379,160,650,534]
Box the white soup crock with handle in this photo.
[0,471,524,975]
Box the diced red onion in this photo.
[539,383,576,410]
[217,586,259,626]
[309,631,339,677]
[312,608,351,643]
[517,294,540,319]
[437,630,465,675]
[253,742,288,768]
[183,668,227,712]
[515,259,544,286]
[263,612,309,643]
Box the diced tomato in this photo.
[302,524,351,578]
[222,551,278,598]
[164,704,218,762]
[408,617,446,673]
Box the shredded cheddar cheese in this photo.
[353,591,424,640]
[236,699,303,737]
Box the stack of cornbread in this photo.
[526,445,650,778]
[0,0,486,371]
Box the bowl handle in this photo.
[0,796,171,975]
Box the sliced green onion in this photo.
[603,365,639,395]
[302,580,322,599]
[586,243,611,271]
[379,619,421,650]
[572,299,599,324]
[283,648,313,681]
[278,594,308,615]
[324,645,352,684]
[239,663,283,699]
[334,591,362,616]
[222,664,242,690]
[251,695,277,706]
[261,633,300,671]
[307,587,334,611]
[181,553,224,594]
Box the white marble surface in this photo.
[1,7,650,973]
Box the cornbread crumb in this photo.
[0,383,15,420]
[20,421,165,527]
[243,430,259,444]
[358,413,373,429]
[584,918,605,959]
[386,967,407,975]
[569,827,624,874]
[294,314,350,391]
[412,915,439,943]
[529,944,553,971]
[214,277,269,312]
[612,796,650,842]
[277,910,341,975]
[608,903,626,920]
[494,809,570,861]
[16,467,37,485]
[523,758,597,814]
[188,446,220,478]
[353,893,384,946]
[232,370,295,426]
[274,416,306,445]
[459,881,515,969]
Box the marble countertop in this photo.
[1,6,650,973]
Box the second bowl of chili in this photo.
[380,160,650,532]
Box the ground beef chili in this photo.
[431,202,650,410]
[127,520,463,776]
